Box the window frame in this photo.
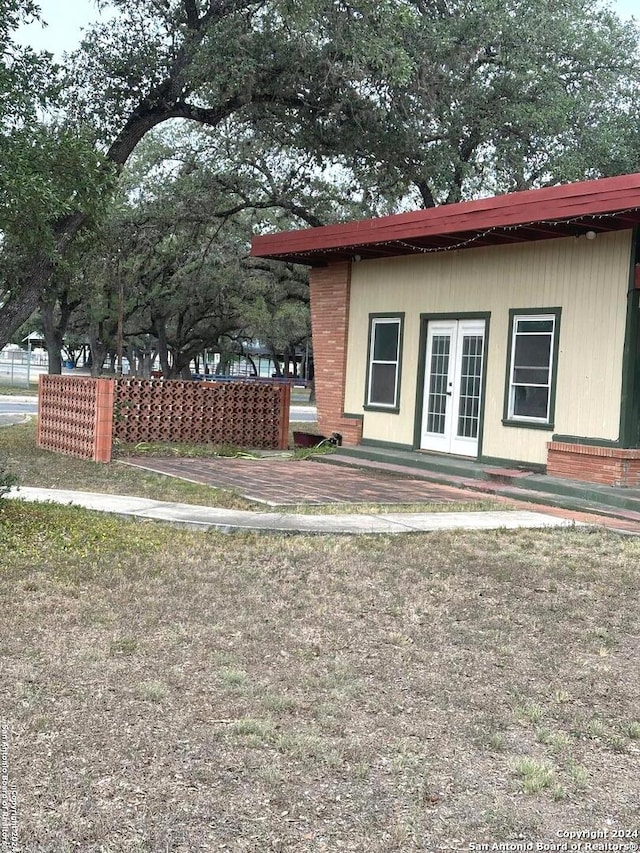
[502,307,561,430]
[364,313,404,413]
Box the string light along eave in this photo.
[287,207,640,261]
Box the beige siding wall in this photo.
[343,230,632,464]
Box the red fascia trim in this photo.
[251,172,640,259]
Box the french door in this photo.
[420,319,486,457]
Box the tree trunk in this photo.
[216,353,230,375]
[246,353,258,376]
[142,351,152,379]
[155,320,172,379]
[0,256,55,351]
[89,334,107,377]
[270,346,283,377]
[90,353,105,377]
[41,302,63,375]
[0,212,87,349]
[40,287,82,375]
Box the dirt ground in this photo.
[1,506,639,851]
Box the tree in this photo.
[339,0,640,206]
[0,0,419,348]
[0,0,116,351]
[0,1,51,130]
[69,132,314,378]
[2,0,640,354]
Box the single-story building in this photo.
[251,173,640,487]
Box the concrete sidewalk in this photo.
[5,486,580,535]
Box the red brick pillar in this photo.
[309,263,363,446]
[93,379,114,463]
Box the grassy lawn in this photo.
[0,382,39,396]
[0,421,256,510]
[1,504,638,851]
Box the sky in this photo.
[15,0,107,57]
[15,0,640,57]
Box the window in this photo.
[366,316,403,409]
[505,311,560,425]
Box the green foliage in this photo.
[0,4,69,243]
[0,4,117,338]
[2,0,640,356]
[0,1,54,129]
[71,127,315,376]
[291,444,336,460]
[333,0,640,204]
[1,126,115,253]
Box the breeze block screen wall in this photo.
[38,375,114,462]
[38,376,291,463]
[113,378,290,449]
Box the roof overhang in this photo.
[251,173,640,266]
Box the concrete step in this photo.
[315,450,640,525]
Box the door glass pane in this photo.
[426,335,450,434]
[457,335,483,439]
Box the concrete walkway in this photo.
[6,486,580,535]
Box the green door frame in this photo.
[413,312,491,456]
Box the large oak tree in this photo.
[2,0,639,351]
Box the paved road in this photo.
[0,396,316,425]
[290,404,316,423]
[0,396,37,426]
[0,400,38,414]
[0,364,47,385]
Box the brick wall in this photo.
[547,441,640,487]
[309,263,363,446]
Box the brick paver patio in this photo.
[122,456,491,506]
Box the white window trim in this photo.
[507,313,556,423]
[367,317,401,409]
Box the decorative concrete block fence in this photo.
[38,376,115,463]
[38,375,291,463]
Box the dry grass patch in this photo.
[0,382,39,396]
[0,421,255,509]
[281,498,510,514]
[1,505,639,851]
